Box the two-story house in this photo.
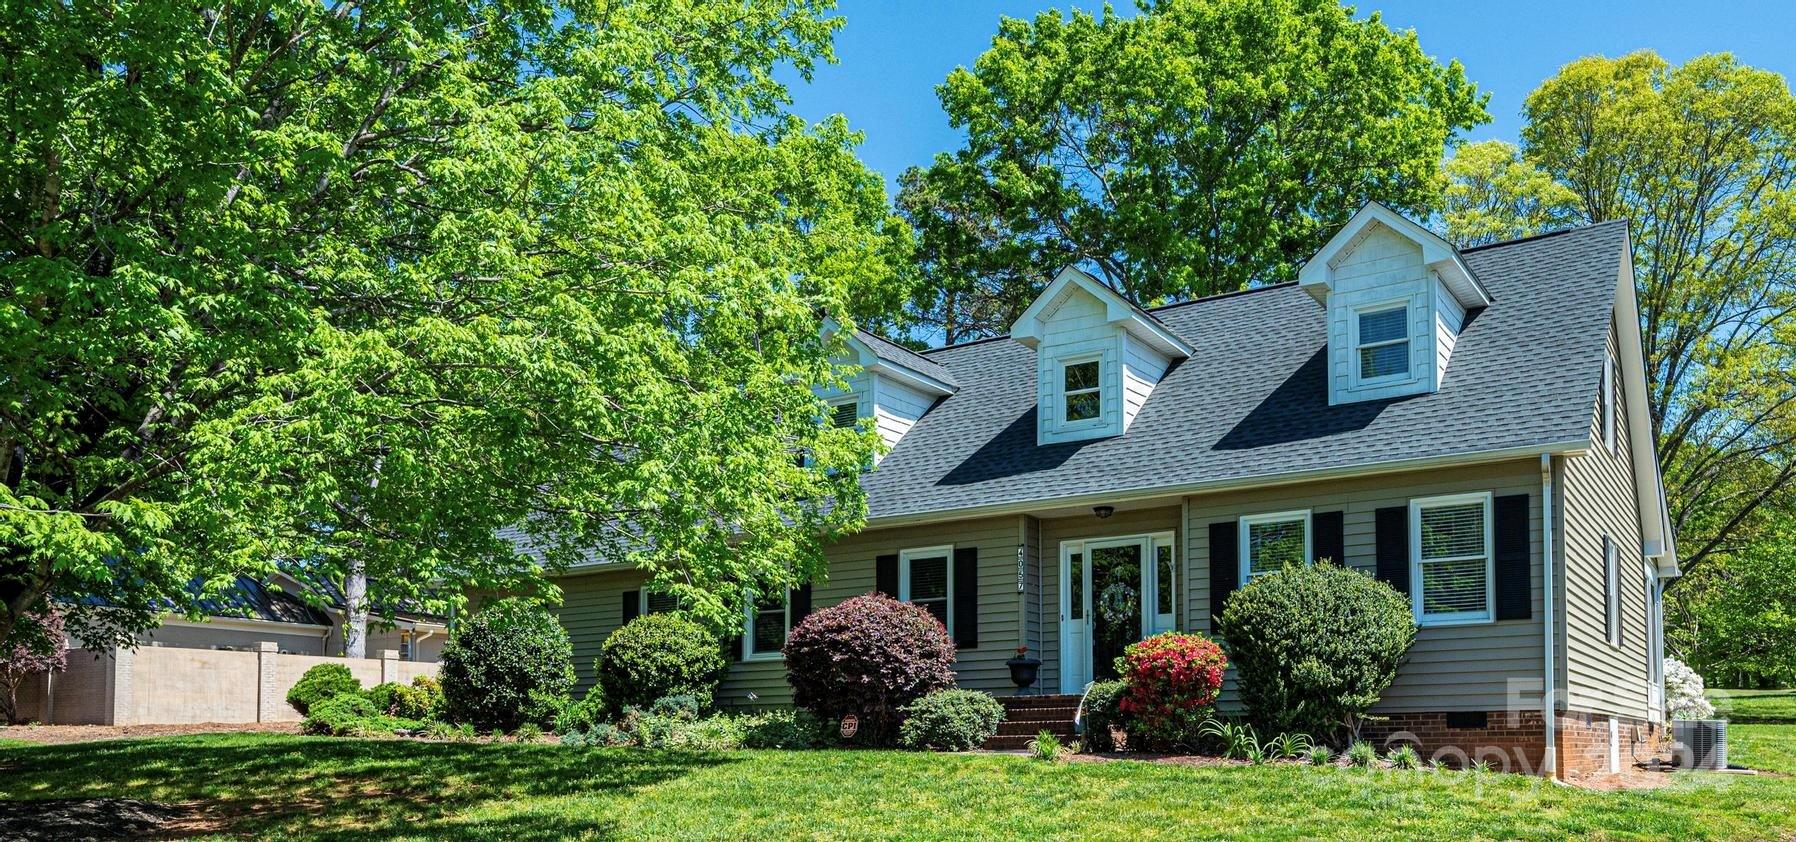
[549,203,1677,778]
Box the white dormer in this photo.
[1011,268,1193,445]
[820,320,957,454]
[1298,203,1491,405]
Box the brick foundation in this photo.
[1361,710,1663,778]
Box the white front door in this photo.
[1058,532,1176,694]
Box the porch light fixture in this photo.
[1093,505,1115,519]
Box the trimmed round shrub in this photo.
[783,593,955,744]
[287,663,361,715]
[597,613,728,712]
[1116,632,1227,750]
[898,689,1004,751]
[439,598,576,731]
[1217,562,1416,740]
[1080,679,1130,752]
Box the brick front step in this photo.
[998,694,1082,708]
[984,732,1074,751]
[996,719,1079,737]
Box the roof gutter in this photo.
[866,439,1593,530]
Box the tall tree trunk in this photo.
[343,555,367,659]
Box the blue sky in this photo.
[780,1,1796,191]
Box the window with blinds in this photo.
[830,401,859,428]
[1413,494,1492,623]
[901,546,952,633]
[1240,511,1309,584]
[1356,305,1410,382]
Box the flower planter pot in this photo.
[1006,657,1042,693]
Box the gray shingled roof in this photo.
[860,221,1627,522]
[854,328,959,388]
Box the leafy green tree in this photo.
[1440,140,1582,247]
[0,0,904,654]
[1668,515,1796,688]
[1505,51,1796,578]
[898,0,1488,342]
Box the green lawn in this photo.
[1709,688,1796,724]
[2,728,1794,840]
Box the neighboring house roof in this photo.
[195,576,332,627]
[852,328,960,389]
[277,566,448,626]
[860,221,1630,524]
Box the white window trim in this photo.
[1238,509,1312,587]
[1409,492,1495,627]
[742,591,792,661]
[1602,349,1618,454]
[639,589,678,615]
[900,544,955,636]
[1605,536,1622,648]
[1055,354,1107,429]
[1350,301,1413,388]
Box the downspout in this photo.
[1540,453,1558,779]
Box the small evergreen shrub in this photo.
[898,689,1005,751]
[738,708,825,749]
[552,687,608,734]
[1346,740,1378,767]
[1080,679,1130,752]
[300,694,425,737]
[513,722,545,743]
[395,675,445,719]
[1387,744,1422,769]
[287,663,361,715]
[1307,744,1334,766]
[439,598,576,731]
[784,594,956,744]
[1218,562,1416,741]
[598,614,728,713]
[1116,632,1227,750]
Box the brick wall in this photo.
[1362,709,1664,778]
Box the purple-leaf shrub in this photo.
[783,593,956,743]
[1,605,67,724]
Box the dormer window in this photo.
[1354,304,1411,383]
[1061,358,1102,423]
[830,400,859,429]
[1298,203,1491,406]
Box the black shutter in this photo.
[1313,510,1345,566]
[875,554,899,598]
[1208,521,1238,633]
[1494,494,1532,620]
[621,590,640,625]
[790,583,813,624]
[953,546,979,649]
[1375,506,1410,596]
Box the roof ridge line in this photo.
[1457,219,1626,253]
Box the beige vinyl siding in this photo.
[1559,321,1652,719]
[551,566,649,696]
[1037,505,1183,694]
[1183,459,1546,713]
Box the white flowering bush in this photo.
[1665,658,1717,720]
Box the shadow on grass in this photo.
[0,734,734,839]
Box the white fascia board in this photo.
[865,360,957,398]
[1610,248,1679,576]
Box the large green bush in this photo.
[598,613,728,712]
[784,594,956,744]
[1217,562,1416,741]
[1080,679,1129,752]
[287,663,361,715]
[898,689,1004,751]
[439,598,576,731]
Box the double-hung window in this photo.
[641,590,680,615]
[900,545,954,633]
[1239,510,1311,585]
[1410,493,1494,625]
[1060,358,1102,424]
[744,591,791,660]
[1355,304,1410,382]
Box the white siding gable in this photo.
[1122,333,1172,430]
[873,375,935,449]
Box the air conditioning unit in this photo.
[1673,719,1728,770]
